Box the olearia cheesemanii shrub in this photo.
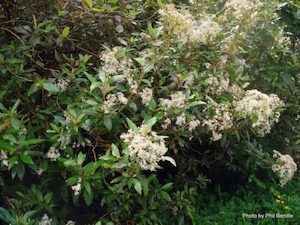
[0,0,299,224]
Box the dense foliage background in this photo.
[0,0,300,224]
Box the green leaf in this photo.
[20,154,34,165]
[111,161,127,169]
[252,177,266,189]
[133,179,142,195]
[160,183,173,191]
[83,189,93,206]
[126,118,138,131]
[64,160,77,167]
[62,27,70,38]
[21,138,45,147]
[111,143,120,158]
[0,140,15,152]
[90,82,101,92]
[147,22,158,39]
[188,101,207,108]
[140,178,149,196]
[44,192,53,204]
[156,0,164,7]
[146,117,157,129]
[160,191,171,202]
[8,156,19,170]
[98,71,106,82]
[85,72,97,83]
[86,0,94,8]
[11,117,20,130]
[103,116,112,131]
[77,152,86,165]
[27,83,39,96]
[0,207,15,223]
[43,83,60,93]
[83,181,92,195]
[11,99,20,112]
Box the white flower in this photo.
[120,125,173,171]
[203,103,234,141]
[187,17,222,44]
[46,147,60,161]
[272,150,297,186]
[103,92,128,113]
[225,0,263,19]
[228,84,243,99]
[103,93,117,114]
[0,150,8,167]
[159,4,194,39]
[205,76,230,95]
[39,214,52,225]
[204,63,212,69]
[71,178,82,195]
[140,88,153,105]
[100,47,138,93]
[161,118,171,129]
[176,113,186,127]
[159,4,221,44]
[66,221,75,225]
[117,92,128,104]
[188,117,201,132]
[100,47,131,76]
[235,89,284,136]
[159,91,186,109]
[56,79,70,92]
[183,75,194,87]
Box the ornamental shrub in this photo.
[0,0,299,224]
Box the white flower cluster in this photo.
[140,88,153,105]
[159,4,193,37]
[55,78,70,92]
[188,116,201,132]
[161,115,200,133]
[100,47,131,76]
[120,124,171,171]
[235,90,284,136]
[203,103,234,141]
[161,118,172,130]
[175,113,186,127]
[46,147,60,161]
[71,178,82,195]
[272,150,297,187]
[228,84,244,99]
[205,75,243,99]
[172,73,195,87]
[0,150,8,167]
[159,4,221,44]
[66,221,75,225]
[100,47,138,93]
[205,76,230,95]
[183,74,194,87]
[159,91,186,109]
[225,0,263,19]
[39,214,52,225]
[187,17,222,44]
[103,92,128,113]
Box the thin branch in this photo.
[0,27,24,44]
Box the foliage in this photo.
[0,0,300,224]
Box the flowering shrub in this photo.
[0,0,299,224]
